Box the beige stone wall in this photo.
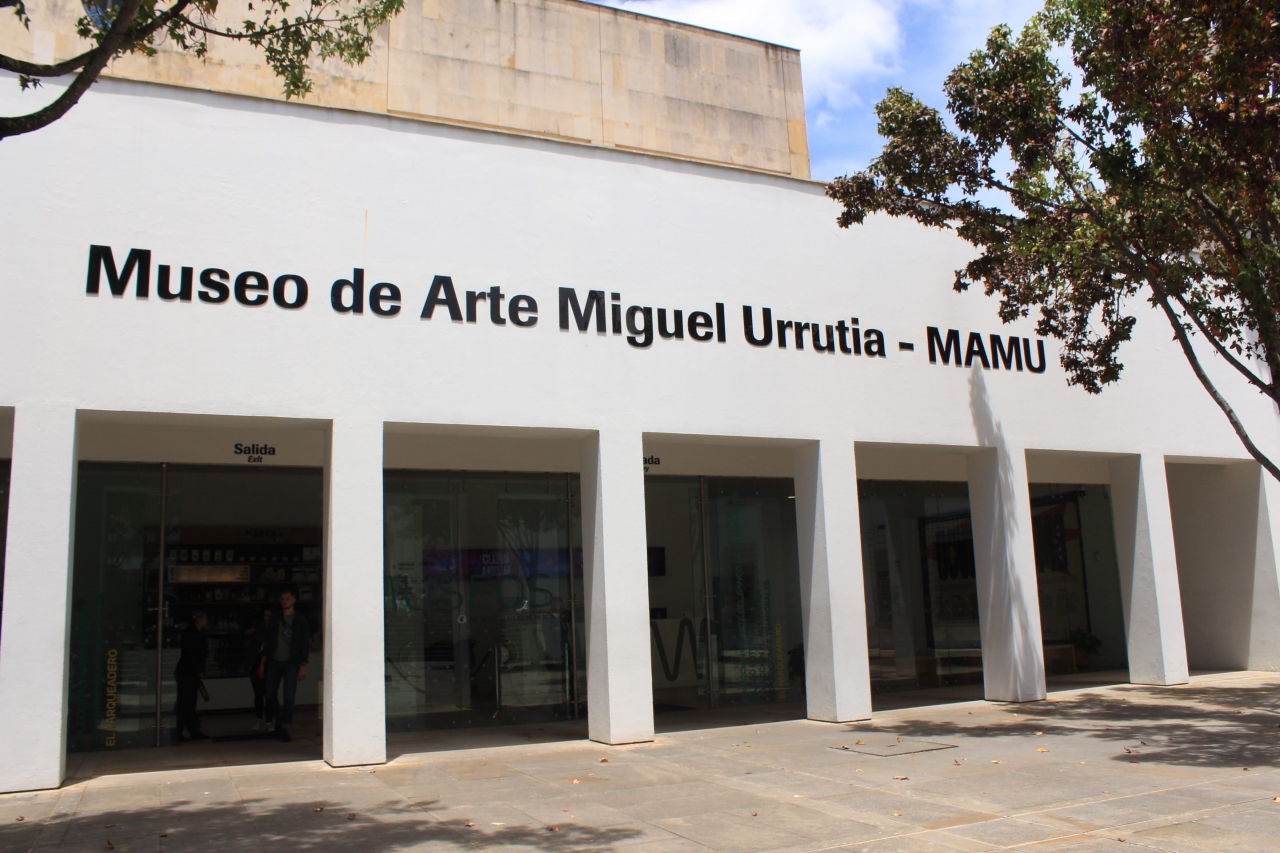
[2,0,809,177]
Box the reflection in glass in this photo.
[383,471,584,731]
[69,465,162,751]
[645,477,804,712]
[68,464,324,752]
[1031,484,1127,673]
[859,480,982,692]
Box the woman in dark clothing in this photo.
[244,606,274,731]
[174,610,209,742]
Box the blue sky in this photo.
[594,0,1043,180]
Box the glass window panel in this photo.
[858,480,982,693]
[645,476,804,713]
[384,471,583,731]
[69,464,163,751]
[69,463,323,753]
[1031,484,1128,673]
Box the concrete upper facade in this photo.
[3,0,810,177]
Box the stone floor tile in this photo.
[724,802,886,842]
[652,811,810,853]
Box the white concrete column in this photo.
[0,403,78,792]
[1249,466,1280,670]
[792,438,871,722]
[968,445,1046,702]
[580,430,653,744]
[1109,454,1189,685]
[322,416,386,767]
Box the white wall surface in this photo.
[1,76,1275,461]
[1168,462,1273,671]
[3,74,1279,788]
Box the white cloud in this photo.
[598,0,904,111]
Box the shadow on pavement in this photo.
[848,681,1280,769]
[0,797,644,853]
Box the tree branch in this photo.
[0,50,96,77]
[1156,293,1280,481]
[0,0,143,139]
[1173,294,1279,401]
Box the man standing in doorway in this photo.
[258,588,310,743]
[175,610,209,742]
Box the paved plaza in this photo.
[2,672,1278,852]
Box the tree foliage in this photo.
[827,0,1280,479]
[1,0,403,139]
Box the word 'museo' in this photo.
[84,245,1050,375]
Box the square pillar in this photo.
[968,445,1046,702]
[0,403,78,792]
[1109,454,1189,685]
[793,438,871,722]
[1249,466,1280,670]
[323,417,387,767]
[580,430,653,744]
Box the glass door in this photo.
[69,463,325,752]
[384,471,584,731]
[645,476,805,714]
[68,465,164,750]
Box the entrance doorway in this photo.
[383,471,585,731]
[67,464,324,751]
[1031,484,1128,674]
[644,477,805,715]
[858,481,983,694]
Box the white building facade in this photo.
[2,0,1280,795]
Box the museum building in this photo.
[2,0,1280,794]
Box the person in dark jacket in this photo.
[258,589,310,742]
[244,606,274,732]
[174,610,209,742]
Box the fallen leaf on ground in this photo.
[1244,767,1251,771]
[751,812,757,817]
[465,823,475,827]
[893,776,909,781]
[314,808,324,812]
[855,740,866,745]
[572,779,579,784]
[991,760,1002,764]
[491,823,504,826]
[1037,748,1049,753]
[839,745,850,750]
[745,771,751,774]
[1035,731,1043,736]
[547,826,559,832]
[15,817,23,822]
[347,814,357,821]
[1124,747,1134,754]
[953,759,963,765]
[599,758,608,763]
